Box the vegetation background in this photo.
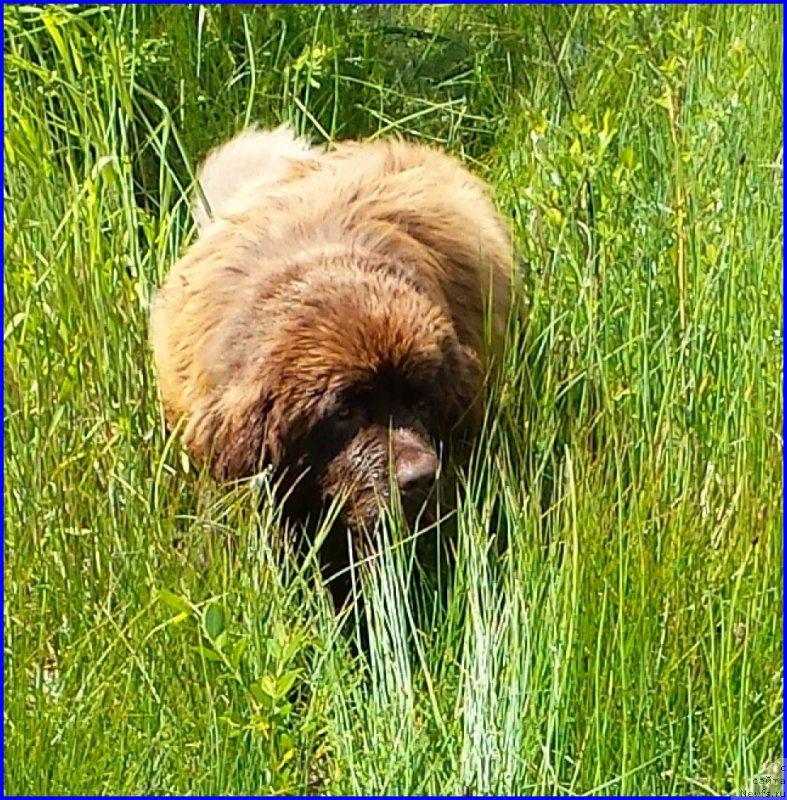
[4,3,783,795]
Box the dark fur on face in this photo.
[210,269,483,535]
[150,126,516,601]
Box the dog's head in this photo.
[210,266,484,533]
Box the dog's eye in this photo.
[334,404,356,423]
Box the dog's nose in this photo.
[396,448,438,495]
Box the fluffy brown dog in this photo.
[150,125,516,596]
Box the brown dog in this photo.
[150,125,516,597]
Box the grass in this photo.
[3,3,783,795]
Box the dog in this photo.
[150,124,516,603]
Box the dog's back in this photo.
[192,124,322,233]
[185,125,517,362]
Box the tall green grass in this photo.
[4,4,782,795]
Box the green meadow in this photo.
[4,4,783,795]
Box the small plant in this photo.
[155,588,327,793]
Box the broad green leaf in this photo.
[203,603,226,641]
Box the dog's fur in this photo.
[150,125,516,596]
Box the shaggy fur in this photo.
[150,124,516,595]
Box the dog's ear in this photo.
[210,392,285,482]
